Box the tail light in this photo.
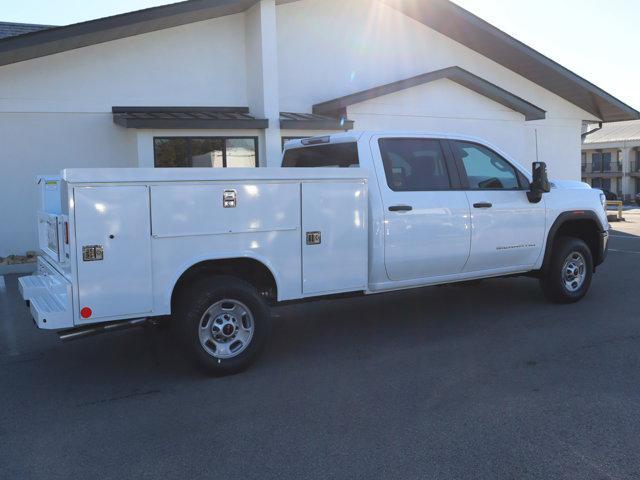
[64,221,69,245]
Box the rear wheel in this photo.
[174,275,271,376]
[540,237,593,303]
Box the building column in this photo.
[245,0,281,167]
[620,147,633,201]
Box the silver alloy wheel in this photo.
[562,251,586,293]
[198,299,255,359]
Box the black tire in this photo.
[174,275,271,376]
[539,237,593,304]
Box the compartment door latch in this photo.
[223,190,237,208]
[306,231,321,245]
[82,245,104,261]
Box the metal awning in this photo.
[112,107,268,129]
[280,112,354,130]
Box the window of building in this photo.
[378,138,451,191]
[602,152,612,171]
[451,140,521,190]
[591,151,613,172]
[153,137,258,168]
[282,142,359,168]
[225,138,259,167]
[591,178,612,191]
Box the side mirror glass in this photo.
[527,161,550,203]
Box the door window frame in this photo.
[377,137,462,192]
[445,139,529,191]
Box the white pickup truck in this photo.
[19,132,609,375]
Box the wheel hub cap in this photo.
[562,252,586,292]
[198,300,255,359]
[210,313,237,342]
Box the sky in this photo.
[2,0,639,110]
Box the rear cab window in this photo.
[282,142,359,168]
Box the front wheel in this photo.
[539,237,593,304]
[174,275,271,376]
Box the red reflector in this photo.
[80,307,92,319]
[64,222,69,244]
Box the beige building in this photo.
[582,120,640,200]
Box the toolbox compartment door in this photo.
[74,186,152,321]
[301,181,367,295]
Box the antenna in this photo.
[534,129,540,162]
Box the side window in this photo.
[451,141,521,190]
[378,138,451,191]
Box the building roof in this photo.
[0,0,260,67]
[0,0,637,123]
[112,106,268,129]
[381,0,638,123]
[313,66,546,121]
[583,120,640,145]
[0,21,54,40]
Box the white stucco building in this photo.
[0,0,638,267]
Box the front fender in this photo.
[539,210,608,273]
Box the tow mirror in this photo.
[527,161,550,203]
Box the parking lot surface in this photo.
[2,217,640,479]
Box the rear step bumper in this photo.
[18,257,73,330]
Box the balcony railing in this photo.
[581,160,623,174]
[631,159,640,173]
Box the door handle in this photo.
[473,202,492,209]
[388,205,413,212]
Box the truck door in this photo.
[371,136,471,281]
[448,140,546,272]
[74,186,153,321]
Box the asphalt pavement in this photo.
[2,217,640,479]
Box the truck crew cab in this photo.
[19,132,609,375]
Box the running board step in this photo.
[58,318,148,342]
